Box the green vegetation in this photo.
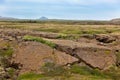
[33,27,120,35]
[57,33,68,39]
[70,64,120,80]
[7,68,17,79]
[34,28,60,33]
[0,20,116,25]
[41,62,69,77]
[1,21,120,80]
[70,64,109,79]
[1,21,120,36]
[18,73,69,80]
[18,62,70,80]
[0,44,14,68]
[17,63,120,80]
[0,43,17,80]
[57,33,80,40]
[0,47,14,58]
[107,29,120,33]
[17,73,44,80]
[81,29,107,34]
[23,35,56,48]
[34,28,108,35]
[116,52,120,67]
[111,41,118,45]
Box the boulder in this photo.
[95,34,116,43]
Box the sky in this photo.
[0,0,120,20]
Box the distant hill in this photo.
[0,16,18,21]
[110,18,120,25]
[39,16,48,20]
[111,18,120,22]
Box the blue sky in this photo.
[0,0,120,20]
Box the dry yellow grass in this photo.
[1,21,120,35]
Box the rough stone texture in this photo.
[0,39,9,49]
[45,38,116,70]
[0,66,6,79]
[0,29,119,71]
[0,29,59,39]
[95,34,116,43]
[11,42,78,74]
[74,48,116,70]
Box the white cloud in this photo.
[5,0,119,5]
[70,0,118,4]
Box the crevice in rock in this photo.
[54,44,116,70]
[54,44,95,69]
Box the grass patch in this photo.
[81,29,107,34]
[18,73,68,80]
[70,64,120,80]
[17,73,44,80]
[107,29,120,33]
[17,63,120,80]
[33,27,108,35]
[57,33,80,40]
[70,65,105,76]
[111,41,118,45]
[18,62,70,80]
[116,52,120,67]
[33,28,60,33]
[61,29,83,34]
[23,35,56,48]
[0,46,14,68]
[0,43,16,79]
[0,47,14,58]
[41,62,70,77]
[57,33,68,39]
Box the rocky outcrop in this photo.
[0,40,19,80]
[0,28,119,74]
[45,39,116,70]
[74,48,116,70]
[11,42,78,74]
[95,34,116,43]
[111,18,120,22]
[0,29,59,39]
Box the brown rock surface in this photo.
[0,29,118,71]
[11,41,78,74]
[74,48,116,70]
[45,38,116,70]
[0,29,59,39]
[95,34,116,43]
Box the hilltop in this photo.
[111,18,120,22]
[0,16,17,20]
[39,16,48,20]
